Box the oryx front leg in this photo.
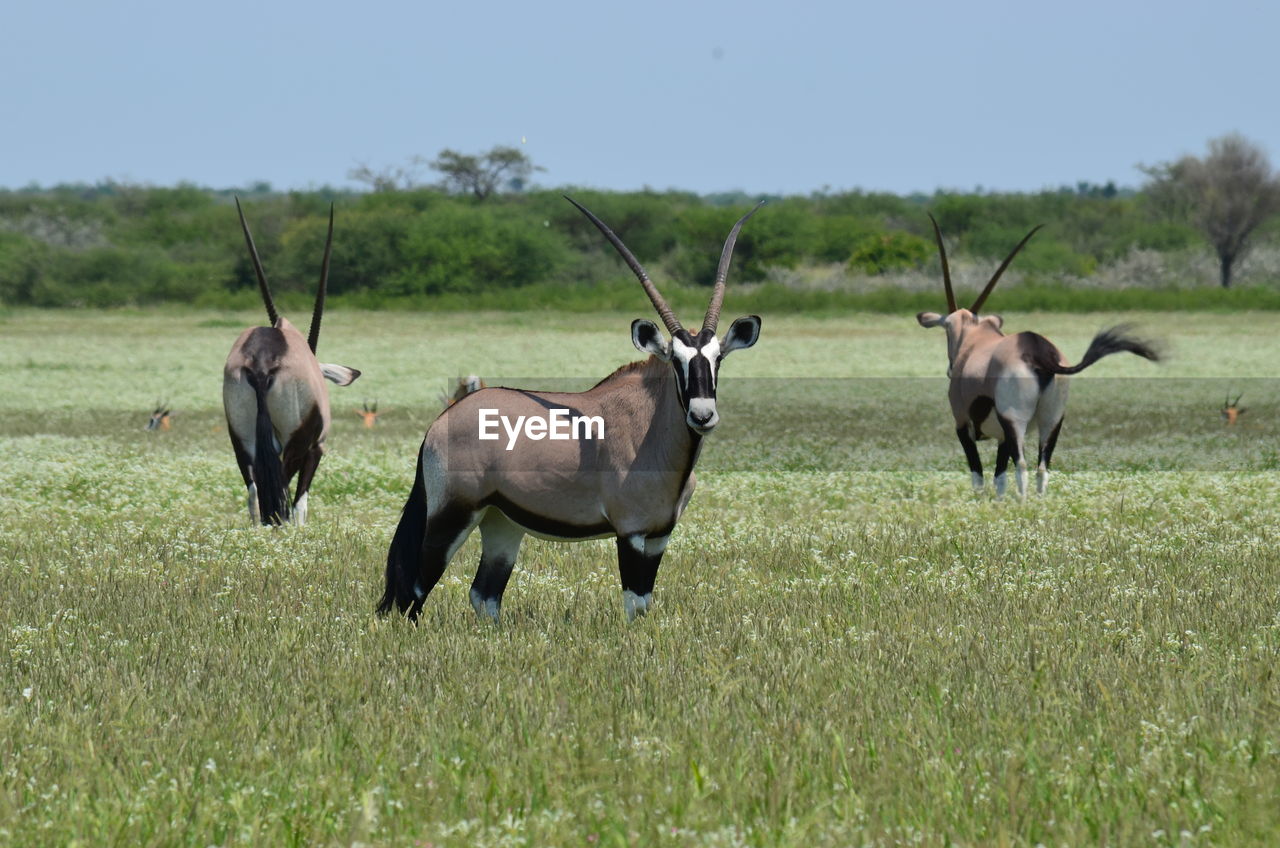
[617,533,668,622]
[470,510,525,623]
[955,426,984,493]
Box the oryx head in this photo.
[916,213,1042,370]
[566,196,763,435]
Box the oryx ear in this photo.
[981,314,1004,331]
[917,311,945,328]
[320,363,361,386]
[632,319,671,361]
[721,315,762,357]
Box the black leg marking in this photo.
[1039,417,1064,470]
[994,435,1013,479]
[616,536,663,598]
[292,446,322,505]
[470,511,524,620]
[407,506,475,621]
[956,425,983,476]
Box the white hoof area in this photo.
[993,473,1007,498]
[292,492,309,527]
[1036,468,1048,495]
[623,590,653,622]
[970,472,984,493]
[469,588,500,622]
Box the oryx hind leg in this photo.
[410,504,480,621]
[470,509,525,622]
[290,446,323,527]
[1037,417,1065,495]
[1035,379,1068,495]
[617,533,669,622]
[996,414,1030,500]
[228,429,258,524]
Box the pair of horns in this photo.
[928,213,1042,314]
[235,197,334,353]
[1224,393,1244,407]
[565,195,762,335]
[363,399,379,413]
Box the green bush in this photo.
[847,231,932,274]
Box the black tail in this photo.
[248,372,289,525]
[1054,324,1161,375]
[378,443,428,616]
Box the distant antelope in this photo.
[144,402,172,431]
[917,215,1160,498]
[357,400,386,428]
[439,374,486,408]
[379,196,763,622]
[1222,393,1246,425]
[223,199,361,525]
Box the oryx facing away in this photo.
[378,197,763,623]
[917,215,1160,498]
[223,199,360,525]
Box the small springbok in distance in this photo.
[357,400,385,429]
[1221,393,1246,425]
[379,196,763,623]
[917,214,1160,499]
[223,199,361,525]
[145,401,172,431]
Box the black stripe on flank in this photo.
[482,493,615,540]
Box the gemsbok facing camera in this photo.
[379,197,763,623]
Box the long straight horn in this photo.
[704,201,765,334]
[307,203,335,353]
[564,195,683,335]
[927,213,956,314]
[236,196,279,326]
[970,224,1043,314]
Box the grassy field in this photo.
[2,308,1279,846]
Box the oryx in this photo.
[378,197,763,622]
[917,214,1160,498]
[223,199,360,525]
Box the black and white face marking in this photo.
[633,316,761,435]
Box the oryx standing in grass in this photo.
[223,199,360,525]
[379,197,763,622]
[917,215,1160,498]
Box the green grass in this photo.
[2,308,1279,846]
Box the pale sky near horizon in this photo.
[4,0,1276,196]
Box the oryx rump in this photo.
[379,197,764,622]
[223,200,360,525]
[917,215,1160,498]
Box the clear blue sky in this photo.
[4,0,1276,195]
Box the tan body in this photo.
[424,358,698,542]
